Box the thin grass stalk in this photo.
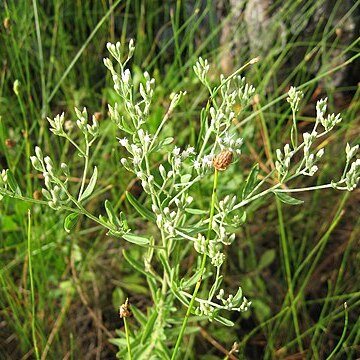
[171,168,219,359]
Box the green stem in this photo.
[32,0,47,119]
[273,181,345,193]
[124,317,133,360]
[171,169,219,360]
[290,108,298,149]
[48,0,122,103]
[211,57,259,99]
[276,198,303,353]
[64,134,86,156]
[15,91,32,194]
[28,210,40,360]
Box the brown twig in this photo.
[199,327,238,360]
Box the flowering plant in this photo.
[0,40,358,359]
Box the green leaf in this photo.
[208,275,223,300]
[158,252,172,280]
[152,137,174,152]
[122,233,150,245]
[141,309,158,344]
[112,287,125,309]
[64,213,79,233]
[79,166,97,202]
[120,117,133,134]
[119,212,129,231]
[6,170,22,196]
[123,250,153,277]
[171,286,190,306]
[181,270,201,290]
[242,164,259,199]
[180,174,191,183]
[232,287,243,306]
[131,305,148,327]
[158,136,174,147]
[126,191,156,222]
[154,346,171,360]
[98,214,109,225]
[185,208,208,215]
[258,249,276,270]
[214,315,234,327]
[274,192,304,205]
[197,107,209,150]
[104,200,121,227]
[1,215,18,231]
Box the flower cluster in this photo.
[217,288,251,312]
[301,132,324,176]
[275,90,360,185]
[193,57,210,87]
[235,76,256,107]
[2,40,359,359]
[275,144,293,178]
[344,159,360,190]
[30,147,70,209]
[287,86,303,112]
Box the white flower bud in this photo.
[316,148,325,158]
[122,69,131,84]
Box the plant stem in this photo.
[171,169,219,359]
[325,302,348,360]
[290,108,298,149]
[276,198,303,353]
[28,210,40,360]
[124,317,133,360]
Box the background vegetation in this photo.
[0,0,359,359]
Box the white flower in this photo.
[193,160,201,170]
[201,155,213,168]
[235,138,243,147]
[181,146,195,159]
[173,146,181,156]
[174,157,182,169]
[122,69,131,84]
[118,138,129,147]
[131,144,142,155]
[143,133,152,144]
[133,156,141,166]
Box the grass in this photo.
[0,0,359,359]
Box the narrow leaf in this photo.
[141,309,158,344]
[157,137,174,148]
[6,170,22,196]
[214,315,234,327]
[64,213,79,233]
[131,305,147,327]
[181,270,201,290]
[158,252,172,280]
[258,249,276,270]
[126,191,156,221]
[120,116,133,134]
[208,275,223,300]
[242,164,259,199]
[122,233,150,245]
[79,166,97,202]
[123,250,152,277]
[185,208,208,215]
[232,287,243,306]
[274,192,304,205]
[104,200,121,227]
